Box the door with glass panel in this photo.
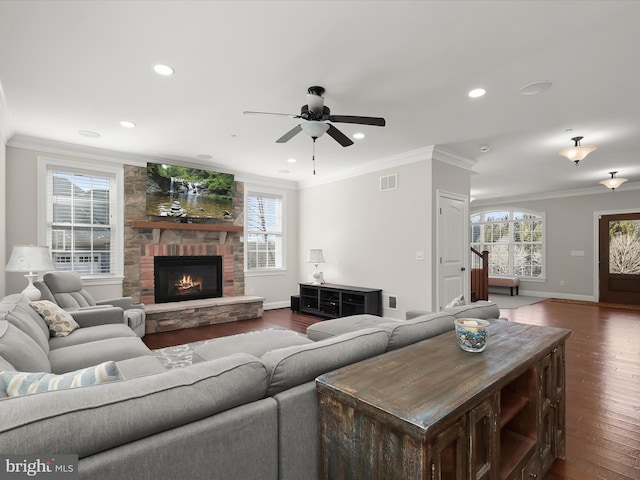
[598,213,640,304]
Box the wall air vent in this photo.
[380,173,397,191]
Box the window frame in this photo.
[37,156,124,286]
[470,208,546,281]
[244,187,287,276]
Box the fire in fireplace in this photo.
[154,256,223,303]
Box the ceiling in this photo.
[1,1,639,203]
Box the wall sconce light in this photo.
[559,136,597,165]
[307,249,325,285]
[5,245,55,300]
[599,171,628,191]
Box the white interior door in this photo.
[437,191,469,310]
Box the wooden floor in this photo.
[143,300,640,480]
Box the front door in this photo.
[598,212,640,304]
[437,191,468,310]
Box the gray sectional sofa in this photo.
[0,292,501,480]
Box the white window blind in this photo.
[246,192,283,271]
[45,167,117,275]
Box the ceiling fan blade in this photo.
[327,124,354,147]
[276,124,303,143]
[243,111,300,118]
[328,115,386,127]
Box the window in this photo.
[245,191,284,271]
[470,209,545,279]
[39,157,123,278]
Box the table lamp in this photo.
[307,249,325,285]
[5,245,55,300]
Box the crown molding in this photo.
[471,181,640,207]
[7,134,298,190]
[0,81,13,145]
[297,145,475,189]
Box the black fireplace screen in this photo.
[154,256,223,303]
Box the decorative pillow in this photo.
[445,294,466,309]
[30,300,79,337]
[0,361,122,397]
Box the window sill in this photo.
[81,276,124,287]
[245,269,287,277]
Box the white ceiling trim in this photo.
[7,134,298,190]
[471,181,640,207]
[0,81,13,145]
[298,145,476,190]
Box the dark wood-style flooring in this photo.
[143,299,640,480]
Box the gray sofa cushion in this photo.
[42,271,95,309]
[0,295,50,353]
[261,328,389,396]
[381,312,457,351]
[306,314,394,341]
[115,356,168,379]
[446,301,500,319]
[0,353,269,458]
[48,323,137,350]
[0,321,50,373]
[48,337,152,374]
[78,398,279,480]
[193,329,313,362]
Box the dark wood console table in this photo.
[299,283,382,318]
[317,321,571,480]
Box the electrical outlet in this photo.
[388,295,398,310]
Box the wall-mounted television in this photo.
[146,162,234,219]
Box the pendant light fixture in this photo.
[599,171,628,191]
[559,136,597,165]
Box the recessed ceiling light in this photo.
[468,88,486,98]
[287,158,297,163]
[78,130,100,138]
[520,80,552,96]
[153,64,174,76]
[353,133,365,140]
[479,145,490,153]
[278,169,290,174]
[120,121,136,128]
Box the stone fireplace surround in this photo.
[123,165,263,333]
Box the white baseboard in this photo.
[519,290,595,302]
[263,301,291,310]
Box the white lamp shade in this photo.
[559,144,597,162]
[5,245,55,273]
[307,249,325,264]
[301,121,329,139]
[600,174,628,190]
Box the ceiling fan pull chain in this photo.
[312,137,317,175]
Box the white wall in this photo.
[244,183,300,310]
[298,161,432,319]
[0,129,6,297]
[471,189,640,301]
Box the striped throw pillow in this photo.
[30,300,79,337]
[0,361,122,397]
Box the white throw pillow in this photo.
[0,361,122,397]
[445,294,466,309]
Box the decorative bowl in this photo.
[454,318,491,352]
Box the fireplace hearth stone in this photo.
[145,296,264,334]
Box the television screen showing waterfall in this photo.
[146,163,234,219]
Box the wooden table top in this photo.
[316,321,571,438]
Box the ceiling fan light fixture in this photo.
[300,121,329,139]
[353,133,365,140]
[599,171,628,191]
[559,136,596,165]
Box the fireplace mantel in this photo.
[131,220,243,244]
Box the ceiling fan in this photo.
[244,86,386,173]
